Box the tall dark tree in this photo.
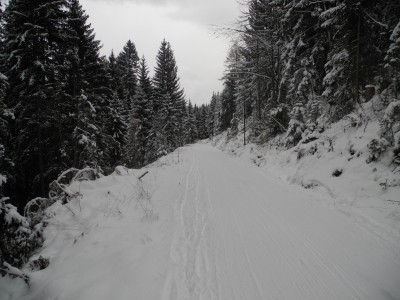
[138,56,153,102]
[64,0,121,172]
[220,44,239,131]
[207,93,217,139]
[2,0,69,208]
[64,0,101,169]
[124,57,153,167]
[320,0,396,119]
[385,21,400,98]
[106,51,127,166]
[151,39,185,152]
[0,3,11,197]
[185,101,197,143]
[117,40,139,123]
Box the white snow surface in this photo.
[1,141,400,300]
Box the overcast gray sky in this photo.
[80,0,240,105]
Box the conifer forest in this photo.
[0,0,400,299]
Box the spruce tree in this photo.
[64,0,122,172]
[106,51,127,166]
[108,50,125,110]
[320,0,393,119]
[385,21,400,98]
[64,0,99,169]
[151,40,185,153]
[220,74,237,131]
[2,0,69,207]
[124,57,153,167]
[117,40,139,123]
[138,56,153,102]
[185,101,197,143]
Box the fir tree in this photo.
[138,56,153,102]
[64,0,100,169]
[146,105,168,163]
[2,0,69,207]
[207,93,217,139]
[385,21,400,98]
[108,50,125,110]
[117,40,139,123]
[106,51,127,166]
[220,74,237,132]
[124,57,153,167]
[64,0,122,172]
[185,101,197,143]
[151,40,185,153]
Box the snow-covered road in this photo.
[163,143,400,300]
[6,143,400,300]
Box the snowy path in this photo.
[164,143,400,300]
[6,143,400,300]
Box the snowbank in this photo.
[211,111,400,249]
[0,149,189,300]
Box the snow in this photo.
[0,174,7,186]
[390,21,400,42]
[3,109,15,120]
[3,202,29,227]
[1,136,400,299]
[384,100,400,116]
[213,120,400,245]
[87,101,96,113]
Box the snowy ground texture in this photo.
[1,125,400,299]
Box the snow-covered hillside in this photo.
[1,139,399,300]
[212,112,400,250]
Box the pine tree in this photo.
[0,65,10,199]
[138,56,153,102]
[117,40,139,123]
[64,0,100,169]
[151,40,185,153]
[2,0,69,207]
[63,0,123,173]
[108,50,125,110]
[146,105,168,163]
[0,4,16,200]
[320,0,393,119]
[195,105,209,139]
[220,43,241,132]
[207,93,217,139]
[124,57,153,167]
[106,51,127,167]
[212,92,223,134]
[185,101,197,143]
[220,74,237,131]
[385,21,400,98]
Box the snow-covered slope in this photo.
[1,151,187,300]
[213,116,400,250]
[1,142,400,300]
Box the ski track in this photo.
[162,148,218,300]
[163,143,400,300]
[15,143,399,300]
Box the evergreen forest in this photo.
[0,0,399,279]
